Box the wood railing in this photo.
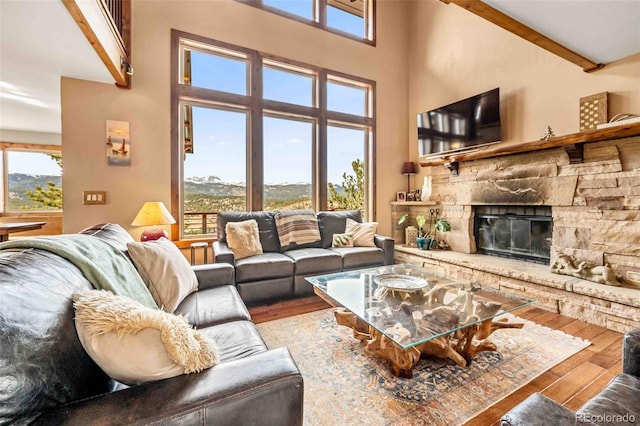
[62,0,131,88]
[183,212,218,237]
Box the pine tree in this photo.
[23,153,63,209]
[327,159,364,212]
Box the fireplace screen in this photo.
[475,206,552,264]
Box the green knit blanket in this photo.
[0,234,157,309]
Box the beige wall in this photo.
[408,0,640,181]
[62,0,411,238]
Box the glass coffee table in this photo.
[305,264,535,378]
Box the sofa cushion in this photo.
[225,219,264,260]
[74,290,218,386]
[217,211,280,252]
[235,252,295,283]
[199,321,267,363]
[127,238,199,313]
[274,209,322,251]
[330,246,384,269]
[345,218,378,247]
[175,285,251,328]
[576,373,640,425]
[317,210,363,248]
[284,248,343,275]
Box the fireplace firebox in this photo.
[474,206,553,264]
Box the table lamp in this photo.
[131,201,176,241]
[401,161,416,194]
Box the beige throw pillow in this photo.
[127,238,198,313]
[74,290,218,386]
[225,219,263,260]
[345,218,378,247]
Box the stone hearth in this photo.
[394,247,640,333]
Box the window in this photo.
[172,31,375,239]
[1,144,62,212]
[240,0,374,43]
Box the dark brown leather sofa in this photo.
[501,327,640,426]
[214,210,395,305]
[0,224,303,426]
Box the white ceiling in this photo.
[484,0,640,64]
[0,0,112,135]
[0,1,639,136]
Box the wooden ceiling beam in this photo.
[440,0,604,73]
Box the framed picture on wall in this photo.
[106,120,131,166]
[396,191,406,202]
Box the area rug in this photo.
[256,309,591,426]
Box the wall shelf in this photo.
[418,122,640,170]
[391,201,437,206]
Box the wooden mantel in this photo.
[419,122,640,170]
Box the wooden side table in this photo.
[190,242,208,265]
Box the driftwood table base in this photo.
[334,308,524,378]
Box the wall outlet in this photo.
[82,191,107,205]
[626,270,640,286]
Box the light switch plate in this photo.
[83,191,107,205]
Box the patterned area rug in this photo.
[257,309,590,426]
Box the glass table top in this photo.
[305,264,536,349]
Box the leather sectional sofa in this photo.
[501,327,640,425]
[0,223,303,426]
[213,210,395,305]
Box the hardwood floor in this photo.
[249,297,624,425]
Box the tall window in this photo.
[1,145,62,212]
[240,0,374,43]
[172,31,375,239]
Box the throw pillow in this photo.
[274,210,321,251]
[345,218,378,247]
[127,238,199,313]
[332,232,354,248]
[225,219,263,260]
[73,290,218,386]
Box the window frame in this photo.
[236,0,375,45]
[171,29,376,240]
[0,142,63,214]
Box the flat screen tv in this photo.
[418,88,501,157]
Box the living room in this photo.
[1,0,639,425]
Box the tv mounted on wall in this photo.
[418,88,501,157]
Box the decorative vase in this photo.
[421,176,432,201]
[416,237,426,250]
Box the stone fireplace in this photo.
[392,134,640,332]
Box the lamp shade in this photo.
[401,162,416,175]
[131,202,176,241]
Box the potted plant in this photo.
[425,218,451,249]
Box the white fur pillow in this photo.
[127,238,198,313]
[345,218,378,247]
[74,290,218,385]
[225,219,263,260]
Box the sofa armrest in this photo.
[193,263,235,290]
[213,241,235,265]
[623,327,640,377]
[501,393,576,426]
[374,234,395,265]
[33,347,303,426]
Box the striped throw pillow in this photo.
[275,210,322,251]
